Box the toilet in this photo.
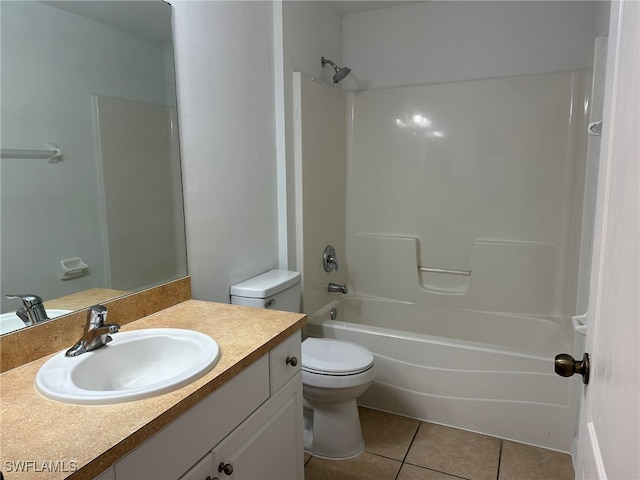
[230,269,376,459]
[301,337,375,459]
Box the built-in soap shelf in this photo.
[60,257,89,280]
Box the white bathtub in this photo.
[304,296,579,452]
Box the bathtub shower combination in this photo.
[295,67,594,453]
[305,296,578,452]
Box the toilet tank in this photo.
[230,270,301,312]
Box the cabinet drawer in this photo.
[269,331,301,393]
[115,356,269,480]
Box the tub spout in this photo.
[327,282,348,294]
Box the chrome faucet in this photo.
[327,282,348,294]
[323,245,339,272]
[5,294,49,326]
[66,305,120,357]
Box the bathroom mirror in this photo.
[0,1,187,334]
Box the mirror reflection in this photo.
[0,1,187,334]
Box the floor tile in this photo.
[304,452,401,480]
[359,406,421,461]
[498,441,574,480]
[405,422,501,480]
[398,463,466,480]
[304,452,312,465]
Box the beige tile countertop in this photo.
[0,300,306,480]
[43,288,129,312]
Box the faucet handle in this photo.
[86,305,108,327]
[323,245,340,272]
[5,294,49,326]
[66,305,119,357]
[5,294,43,308]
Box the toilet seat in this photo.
[302,338,374,376]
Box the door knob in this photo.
[554,352,590,384]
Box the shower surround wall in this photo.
[293,73,347,315]
[347,71,588,320]
[93,96,186,292]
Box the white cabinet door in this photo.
[213,372,303,480]
[93,466,116,480]
[179,452,214,480]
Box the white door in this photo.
[575,1,640,478]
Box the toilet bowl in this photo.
[302,337,375,459]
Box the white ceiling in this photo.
[41,1,424,44]
[326,1,424,15]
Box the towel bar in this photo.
[418,266,471,276]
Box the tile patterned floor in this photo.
[304,407,575,480]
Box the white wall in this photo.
[283,1,344,88]
[0,2,170,310]
[172,1,279,303]
[342,1,605,90]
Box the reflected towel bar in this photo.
[0,143,62,163]
[418,266,471,276]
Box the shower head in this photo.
[333,66,352,83]
[321,56,351,84]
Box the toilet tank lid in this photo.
[230,269,301,298]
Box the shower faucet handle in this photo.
[323,245,339,272]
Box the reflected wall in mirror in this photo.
[0,1,187,334]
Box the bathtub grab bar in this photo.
[418,266,471,276]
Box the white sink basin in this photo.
[0,309,72,335]
[35,328,220,405]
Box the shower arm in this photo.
[321,57,338,72]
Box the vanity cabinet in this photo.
[179,453,213,480]
[93,467,116,480]
[112,332,302,480]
